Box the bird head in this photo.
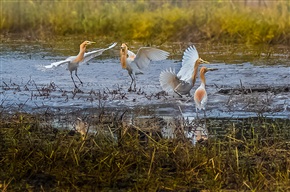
[120,43,128,53]
[198,58,209,64]
[80,41,96,49]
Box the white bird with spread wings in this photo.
[45,41,117,88]
[159,45,209,97]
[120,43,169,91]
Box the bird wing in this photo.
[127,50,136,58]
[159,68,180,93]
[177,45,199,82]
[82,42,117,64]
[133,47,169,70]
[126,50,136,64]
[44,56,75,69]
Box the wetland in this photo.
[0,37,290,191]
[1,1,290,190]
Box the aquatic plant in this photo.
[1,0,289,44]
[0,111,289,191]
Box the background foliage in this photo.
[1,0,290,44]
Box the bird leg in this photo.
[75,69,83,85]
[128,74,134,92]
[131,73,137,92]
[195,108,199,120]
[70,72,78,88]
[174,89,183,98]
[128,74,136,92]
[203,109,208,137]
[133,78,137,92]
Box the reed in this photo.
[1,0,289,44]
[0,111,289,191]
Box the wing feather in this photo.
[44,43,117,69]
[127,50,136,58]
[177,46,199,82]
[82,42,117,63]
[44,56,75,69]
[159,68,179,93]
[134,47,169,70]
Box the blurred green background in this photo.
[1,0,289,45]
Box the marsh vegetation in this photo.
[1,0,290,44]
[1,0,290,191]
[0,111,290,191]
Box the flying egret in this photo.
[120,43,169,91]
[159,46,209,97]
[45,41,117,88]
[194,67,218,118]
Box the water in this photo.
[1,38,290,120]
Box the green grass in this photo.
[0,112,290,191]
[1,0,289,45]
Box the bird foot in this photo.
[128,87,137,92]
[73,87,83,93]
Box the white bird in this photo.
[45,41,117,88]
[194,67,218,118]
[120,43,169,91]
[159,46,209,97]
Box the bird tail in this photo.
[159,68,179,93]
[135,69,144,75]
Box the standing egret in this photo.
[45,41,117,88]
[120,43,169,91]
[194,67,218,118]
[159,46,209,97]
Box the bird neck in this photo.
[191,60,200,85]
[120,49,127,69]
[200,71,206,87]
[74,45,86,63]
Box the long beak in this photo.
[200,58,210,64]
[207,68,218,71]
[88,41,96,45]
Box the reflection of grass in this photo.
[0,112,290,191]
[1,1,289,44]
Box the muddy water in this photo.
[1,38,290,123]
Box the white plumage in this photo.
[177,46,199,82]
[159,45,208,97]
[44,41,117,88]
[45,42,117,69]
[120,43,169,91]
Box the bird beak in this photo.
[207,68,218,71]
[199,58,210,64]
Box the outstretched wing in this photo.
[133,47,169,70]
[82,42,117,63]
[44,56,75,69]
[159,68,180,93]
[177,45,199,82]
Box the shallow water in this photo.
[1,38,290,120]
